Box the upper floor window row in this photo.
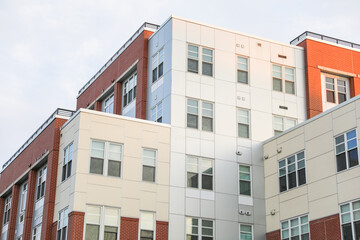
[123,72,137,108]
[273,65,295,94]
[152,48,164,83]
[279,151,306,193]
[335,129,358,172]
[188,44,213,77]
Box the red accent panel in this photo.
[114,82,123,115]
[266,229,281,240]
[120,217,139,240]
[7,185,20,240]
[52,222,57,240]
[310,214,341,240]
[67,211,85,240]
[94,101,102,111]
[156,221,168,240]
[0,198,5,235]
[23,170,37,240]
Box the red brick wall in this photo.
[0,197,5,235]
[52,222,57,240]
[298,39,360,118]
[23,170,37,240]
[67,211,85,240]
[310,214,341,240]
[76,30,154,120]
[7,185,20,240]
[266,229,281,240]
[120,217,139,240]
[156,221,168,240]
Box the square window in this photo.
[278,151,306,192]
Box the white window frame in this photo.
[187,44,214,77]
[151,102,163,123]
[89,140,123,178]
[186,156,214,191]
[57,207,68,240]
[139,211,155,240]
[3,195,11,226]
[278,151,306,193]
[152,48,164,83]
[335,129,359,172]
[240,224,253,240]
[186,217,214,240]
[238,165,251,196]
[237,108,250,139]
[324,73,349,104]
[19,182,28,224]
[36,165,47,201]
[272,64,296,94]
[273,116,297,136]
[62,142,73,182]
[84,205,121,240]
[102,93,114,114]
[281,215,310,240]
[123,72,137,108]
[340,199,360,240]
[142,148,157,183]
[186,98,214,132]
[237,56,249,84]
[32,224,41,240]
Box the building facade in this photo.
[0,16,360,240]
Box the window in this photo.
[140,212,155,240]
[279,151,306,192]
[84,205,120,240]
[187,99,214,132]
[102,93,114,114]
[239,165,251,196]
[3,195,11,225]
[335,129,359,172]
[186,156,213,190]
[240,224,253,240]
[281,215,309,240]
[326,76,347,104]
[32,224,41,240]
[90,140,123,177]
[273,65,295,94]
[237,56,249,84]
[151,102,163,123]
[273,116,297,136]
[62,142,73,181]
[152,48,164,83]
[187,44,213,77]
[57,207,68,240]
[142,149,156,182]
[36,165,47,201]
[186,217,214,240]
[340,200,360,240]
[237,109,250,138]
[19,182,27,223]
[123,72,137,107]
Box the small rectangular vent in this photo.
[279,105,288,110]
[278,54,287,59]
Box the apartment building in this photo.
[0,15,359,240]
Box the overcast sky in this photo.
[0,0,359,169]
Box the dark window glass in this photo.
[279,176,287,192]
[326,90,335,103]
[187,114,198,128]
[301,233,310,240]
[202,117,213,132]
[202,62,213,76]
[339,93,347,104]
[90,158,104,175]
[237,70,248,84]
[152,68,157,83]
[62,165,67,181]
[202,175,213,190]
[140,230,154,240]
[123,94,127,107]
[202,237,213,240]
[85,224,100,240]
[108,161,121,177]
[57,230,61,240]
[187,173,198,188]
[158,62,163,78]
[342,223,353,240]
[337,153,347,171]
[298,168,306,186]
[240,181,251,196]
[61,227,67,240]
[348,149,359,168]
[188,59,198,73]
[142,166,155,182]
[288,172,297,189]
[354,221,360,240]
[238,124,249,138]
[104,226,117,240]
[67,161,72,178]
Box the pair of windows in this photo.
[85,205,120,240]
[187,45,213,77]
[273,116,297,136]
[326,76,347,104]
[102,94,114,114]
[151,102,163,123]
[340,200,360,240]
[90,141,123,177]
[152,49,164,83]
[278,151,306,193]
[186,217,214,240]
[123,72,137,108]
[281,215,309,240]
[140,212,155,240]
[62,143,73,182]
[238,109,250,138]
[3,195,11,225]
[186,156,213,190]
[36,165,47,201]
[187,99,214,132]
[57,207,68,240]
[335,129,359,172]
[273,65,295,94]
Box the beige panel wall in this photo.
[263,98,360,233]
[54,109,171,222]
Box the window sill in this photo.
[337,163,360,174]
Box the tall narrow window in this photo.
[151,102,163,123]
[237,56,249,84]
[3,195,11,225]
[36,165,47,200]
[186,156,213,190]
[187,99,199,129]
[281,215,309,240]
[202,48,213,76]
[273,65,282,92]
[19,182,27,223]
[238,109,250,138]
[188,45,199,73]
[186,217,214,240]
[202,102,213,131]
[326,77,335,103]
[90,141,105,175]
[32,225,41,240]
[278,151,306,192]
[85,206,101,240]
[108,143,122,177]
[142,149,156,182]
[103,93,114,114]
[123,73,137,108]
[340,200,360,240]
[239,165,251,196]
[335,129,359,172]
[186,156,198,188]
[140,212,154,240]
[152,49,164,83]
[285,68,295,94]
[62,142,73,181]
[57,207,68,240]
[240,224,253,240]
[104,207,119,240]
